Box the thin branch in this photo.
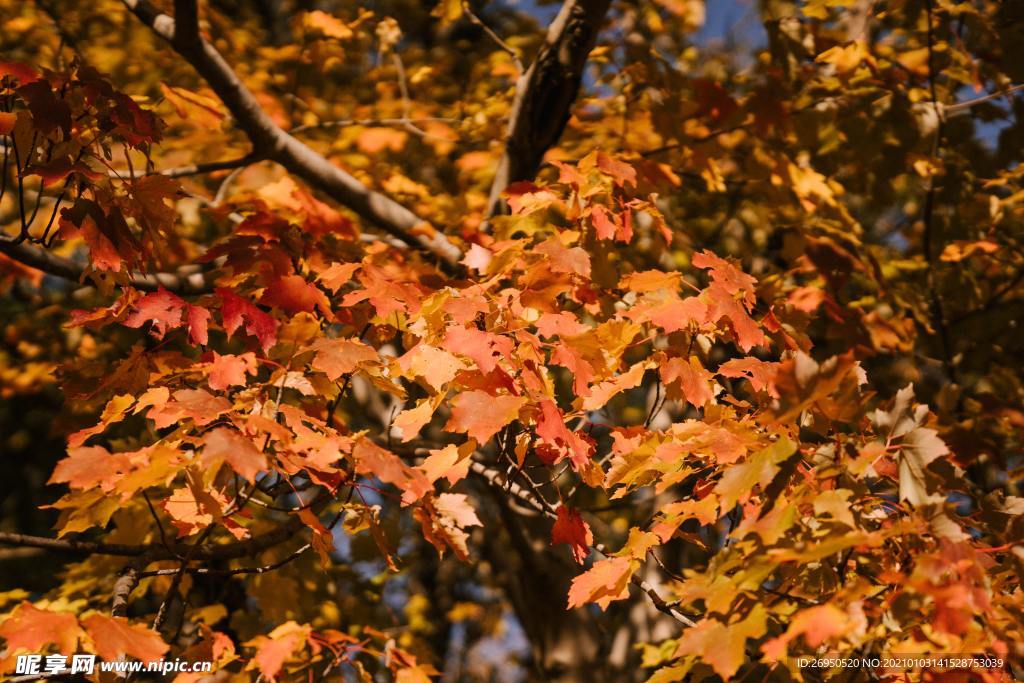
[484,0,612,223]
[290,116,458,135]
[463,2,524,75]
[0,236,213,294]
[0,509,312,561]
[121,0,464,270]
[109,153,257,179]
[140,543,311,577]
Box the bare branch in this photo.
[0,236,213,294]
[109,153,258,180]
[463,2,524,75]
[0,509,311,562]
[484,0,612,223]
[121,0,464,270]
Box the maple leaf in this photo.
[0,602,82,655]
[218,288,278,352]
[714,436,797,511]
[619,270,682,292]
[760,604,849,661]
[208,351,258,391]
[146,388,231,429]
[123,287,186,339]
[701,283,765,351]
[49,445,132,491]
[442,326,513,374]
[398,343,465,391]
[353,440,433,505]
[535,236,592,277]
[260,274,332,317]
[551,506,593,564]
[717,357,779,397]
[461,244,493,272]
[675,605,767,678]
[246,621,310,681]
[897,425,950,507]
[591,204,618,240]
[581,361,649,411]
[692,250,756,303]
[82,614,169,662]
[660,356,716,408]
[201,427,268,482]
[414,493,482,561]
[595,151,637,187]
[310,337,378,381]
[567,557,634,610]
[419,443,473,487]
[535,311,588,339]
[317,261,360,292]
[393,396,440,442]
[445,390,525,443]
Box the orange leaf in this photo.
[445,390,525,443]
[201,427,268,482]
[0,602,82,655]
[566,557,633,610]
[82,614,169,663]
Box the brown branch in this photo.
[112,555,151,617]
[0,511,308,561]
[484,0,612,222]
[463,1,524,75]
[109,153,258,180]
[121,0,463,271]
[0,236,213,294]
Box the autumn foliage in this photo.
[1,0,1023,681]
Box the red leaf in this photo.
[124,287,187,339]
[186,304,211,345]
[25,158,101,186]
[0,61,40,84]
[535,237,591,277]
[218,288,278,352]
[551,506,593,564]
[591,204,618,240]
[260,274,332,317]
[718,357,779,397]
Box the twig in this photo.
[463,2,524,75]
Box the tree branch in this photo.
[0,510,309,562]
[484,0,612,222]
[0,236,213,294]
[121,0,463,270]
